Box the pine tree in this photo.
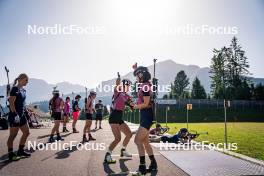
[103,105,109,116]
[191,77,207,99]
[163,94,168,99]
[226,37,250,99]
[210,47,229,99]
[210,37,250,100]
[253,83,264,100]
[170,70,189,98]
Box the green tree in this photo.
[171,70,189,99]
[210,37,250,100]
[131,81,138,98]
[103,105,109,116]
[210,47,229,99]
[191,77,207,99]
[79,109,86,120]
[226,37,250,99]
[233,80,251,100]
[163,94,168,99]
[253,83,264,100]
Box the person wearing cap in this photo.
[131,65,158,175]
[72,94,81,133]
[149,123,162,135]
[48,89,64,143]
[82,91,96,143]
[94,100,103,129]
[104,78,133,164]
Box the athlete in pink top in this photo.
[112,89,131,111]
[49,90,64,143]
[104,78,133,164]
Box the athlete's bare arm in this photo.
[133,96,150,110]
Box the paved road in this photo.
[0,121,188,176]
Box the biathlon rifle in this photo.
[4,66,10,108]
[183,131,208,140]
[152,59,158,123]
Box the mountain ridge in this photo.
[0,60,263,104]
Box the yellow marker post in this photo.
[186,104,192,129]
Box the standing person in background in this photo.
[63,96,70,132]
[48,90,64,143]
[95,100,103,129]
[72,95,81,133]
[7,73,31,161]
[82,91,97,143]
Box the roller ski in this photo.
[8,152,21,161]
[120,148,132,157]
[131,164,147,176]
[17,149,31,158]
[104,152,116,164]
[146,160,158,172]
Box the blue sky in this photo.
[0,0,263,87]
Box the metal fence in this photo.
[124,99,264,124]
[157,99,264,110]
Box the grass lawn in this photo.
[160,122,264,161]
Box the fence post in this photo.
[166,106,169,127]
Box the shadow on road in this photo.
[0,148,35,170]
[150,170,158,176]
[103,162,115,175]
[0,153,10,170]
[103,158,133,176]
[41,144,80,161]
[91,129,100,133]
[55,145,78,159]
[119,158,131,172]
[37,132,72,139]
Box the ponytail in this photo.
[13,77,19,86]
[13,73,28,86]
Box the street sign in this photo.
[224,100,231,108]
[157,99,177,105]
[187,104,192,110]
